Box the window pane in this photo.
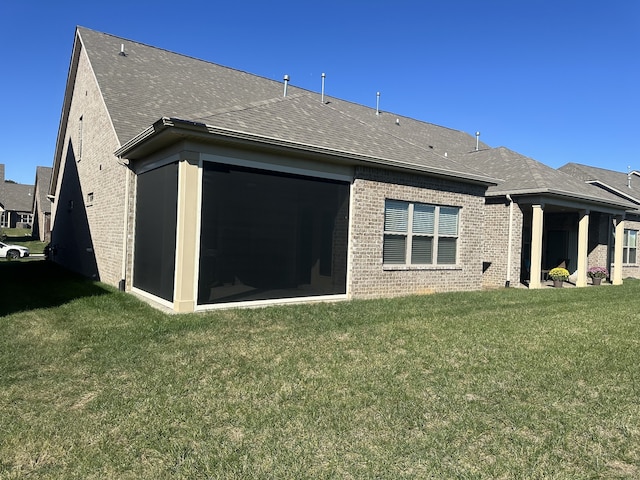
[383,234,406,264]
[411,236,433,264]
[413,204,435,234]
[629,231,638,248]
[384,200,408,233]
[438,207,459,236]
[437,238,457,264]
[629,248,637,264]
[623,249,629,264]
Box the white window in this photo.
[19,213,33,224]
[0,211,9,228]
[383,199,459,265]
[623,229,637,264]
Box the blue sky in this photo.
[1,1,638,185]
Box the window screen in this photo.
[198,162,349,304]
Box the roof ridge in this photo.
[192,93,308,121]
[77,26,292,93]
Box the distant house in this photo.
[48,27,634,312]
[31,166,53,242]
[0,164,35,229]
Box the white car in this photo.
[0,242,30,259]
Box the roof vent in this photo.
[475,131,480,151]
[283,74,290,97]
[119,44,126,56]
[321,73,326,103]
[628,166,632,188]
[376,92,380,116]
[396,118,400,126]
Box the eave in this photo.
[115,117,499,187]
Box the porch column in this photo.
[173,154,201,312]
[576,210,589,287]
[613,215,625,285]
[530,204,544,289]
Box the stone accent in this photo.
[348,166,487,299]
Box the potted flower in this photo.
[587,266,608,285]
[548,267,569,287]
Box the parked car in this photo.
[0,242,30,259]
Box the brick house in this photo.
[0,164,35,229]
[559,163,640,280]
[31,166,53,242]
[49,27,633,312]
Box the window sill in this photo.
[383,264,462,271]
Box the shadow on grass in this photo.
[0,260,111,316]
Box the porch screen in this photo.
[133,162,178,302]
[198,162,349,304]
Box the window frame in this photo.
[623,228,638,265]
[383,199,460,267]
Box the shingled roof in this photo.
[75,27,497,185]
[461,147,635,209]
[33,166,53,214]
[559,163,640,207]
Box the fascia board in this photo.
[116,117,499,187]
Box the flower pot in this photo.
[553,280,563,288]
[591,277,602,286]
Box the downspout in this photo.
[505,194,514,287]
[120,165,130,291]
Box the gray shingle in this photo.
[77,27,496,184]
[560,163,640,205]
[462,147,634,207]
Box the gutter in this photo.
[115,117,500,187]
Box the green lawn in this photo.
[1,228,47,255]
[1,261,639,479]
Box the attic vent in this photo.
[119,44,126,56]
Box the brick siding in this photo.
[348,166,487,299]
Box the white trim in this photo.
[194,294,349,311]
[193,158,204,302]
[131,286,174,310]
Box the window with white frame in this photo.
[383,199,459,265]
[19,213,33,224]
[0,211,9,228]
[623,229,637,264]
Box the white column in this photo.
[576,210,589,287]
[613,216,625,285]
[530,204,544,289]
[173,155,201,312]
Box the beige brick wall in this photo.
[482,199,524,288]
[348,167,487,299]
[51,46,129,287]
[621,216,640,279]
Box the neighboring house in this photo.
[462,149,634,289]
[0,164,35,229]
[49,27,633,312]
[32,166,53,242]
[560,163,640,280]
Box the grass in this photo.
[1,228,47,255]
[1,261,639,478]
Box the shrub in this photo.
[548,267,570,281]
